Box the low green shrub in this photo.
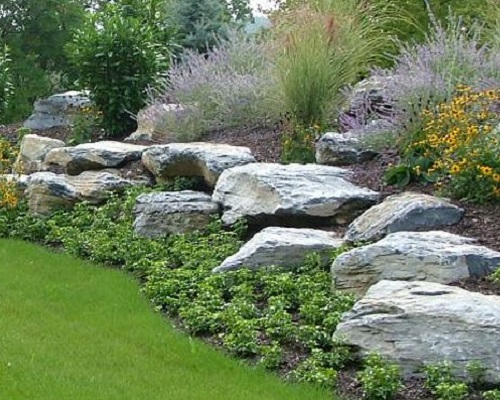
[484,389,500,400]
[280,122,320,164]
[66,1,173,137]
[357,353,402,400]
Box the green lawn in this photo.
[0,239,333,400]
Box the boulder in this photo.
[142,143,256,187]
[213,227,345,273]
[44,141,147,175]
[339,76,395,132]
[133,191,220,237]
[26,171,136,215]
[13,134,65,174]
[333,280,500,384]
[212,163,379,227]
[332,231,500,297]
[315,132,377,166]
[125,103,185,142]
[24,91,91,130]
[345,192,464,243]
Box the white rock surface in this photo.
[44,141,147,175]
[332,231,500,297]
[125,103,185,142]
[345,192,464,243]
[14,134,65,174]
[333,280,500,383]
[133,191,220,237]
[212,163,379,227]
[213,227,345,272]
[26,171,136,215]
[142,143,256,187]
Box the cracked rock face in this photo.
[44,141,147,175]
[212,163,379,227]
[345,192,464,243]
[333,280,500,384]
[26,171,137,215]
[213,227,345,273]
[133,191,220,237]
[332,231,500,297]
[141,143,256,187]
[14,134,65,174]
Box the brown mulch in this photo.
[2,122,500,400]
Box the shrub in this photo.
[0,138,21,211]
[271,0,397,127]
[357,353,402,400]
[147,31,277,141]
[423,360,469,400]
[68,106,103,145]
[0,45,13,123]
[67,2,173,137]
[347,16,500,149]
[391,87,500,202]
[280,123,320,164]
[484,390,500,400]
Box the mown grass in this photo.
[0,239,334,400]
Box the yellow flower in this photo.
[450,164,461,174]
[493,174,500,183]
[480,166,493,176]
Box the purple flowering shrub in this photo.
[342,16,500,150]
[145,31,278,141]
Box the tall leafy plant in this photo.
[271,0,397,127]
[66,2,173,137]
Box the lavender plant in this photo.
[146,31,278,141]
[342,15,500,151]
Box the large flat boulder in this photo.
[14,134,65,174]
[213,227,345,273]
[345,192,464,243]
[26,171,137,215]
[24,91,91,130]
[141,143,256,187]
[332,231,500,297]
[44,141,147,175]
[212,163,379,227]
[333,280,500,383]
[133,191,220,238]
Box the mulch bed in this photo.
[2,121,500,399]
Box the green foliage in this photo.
[280,122,320,164]
[424,361,456,391]
[369,0,492,46]
[66,2,173,137]
[68,106,102,145]
[171,0,251,54]
[483,389,500,400]
[0,0,87,122]
[272,0,397,127]
[0,45,13,123]
[434,382,469,400]
[357,353,402,400]
[424,360,470,399]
